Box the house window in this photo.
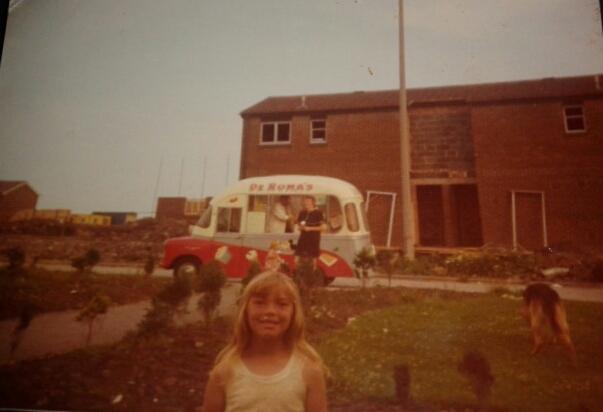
[310,118,327,144]
[563,105,586,133]
[261,122,291,144]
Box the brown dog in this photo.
[521,283,576,363]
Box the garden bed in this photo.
[2,286,602,411]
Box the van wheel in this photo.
[173,258,200,279]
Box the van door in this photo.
[214,206,245,277]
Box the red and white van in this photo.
[160,175,373,284]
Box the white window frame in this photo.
[260,121,291,145]
[365,190,397,247]
[310,118,327,144]
[510,190,548,251]
[563,105,586,134]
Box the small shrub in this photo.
[376,249,399,286]
[196,261,227,293]
[157,274,193,307]
[76,293,112,345]
[137,275,193,336]
[353,247,376,288]
[196,260,227,325]
[294,258,323,290]
[9,302,38,355]
[241,261,262,289]
[143,255,155,277]
[71,248,101,276]
[457,350,495,407]
[395,254,443,276]
[137,299,176,336]
[2,246,26,278]
[592,259,603,283]
[445,250,538,278]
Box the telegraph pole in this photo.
[399,0,415,259]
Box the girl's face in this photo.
[246,287,294,341]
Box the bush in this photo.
[137,299,176,336]
[76,293,112,345]
[71,248,101,276]
[395,254,445,276]
[445,250,537,278]
[143,255,155,277]
[353,247,376,288]
[241,261,261,289]
[2,246,26,278]
[196,261,227,325]
[376,249,399,286]
[294,258,324,290]
[137,275,193,336]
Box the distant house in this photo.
[92,211,137,225]
[239,74,603,251]
[0,181,38,222]
[156,197,209,221]
[156,197,187,220]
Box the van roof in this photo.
[214,175,363,200]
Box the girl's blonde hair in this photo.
[214,271,325,372]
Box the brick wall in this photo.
[472,98,603,250]
[410,106,475,179]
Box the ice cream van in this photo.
[160,175,373,285]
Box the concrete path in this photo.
[330,275,603,303]
[0,283,241,365]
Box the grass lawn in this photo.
[319,290,603,412]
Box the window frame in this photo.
[310,118,327,144]
[260,121,292,145]
[216,207,242,233]
[563,105,586,134]
[344,203,360,233]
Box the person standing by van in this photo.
[268,195,294,233]
[295,196,326,268]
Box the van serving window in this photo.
[217,208,242,233]
[345,203,360,232]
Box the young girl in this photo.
[202,271,328,412]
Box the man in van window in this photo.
[268,195,293,233]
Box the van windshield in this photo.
[197,206,212,228]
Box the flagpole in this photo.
[399,0,415,259]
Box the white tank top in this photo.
[225,352,306,412]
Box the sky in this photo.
[1,0,602,216]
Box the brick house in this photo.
[0,181,38,222]
[239,74,603,252]
[155,197,209,221]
